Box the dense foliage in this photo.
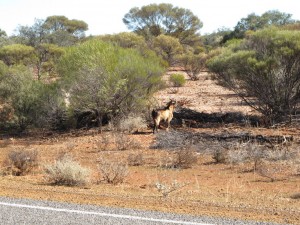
[208,28,300,124]
[0,8,300,132]
[15,16,88,47]
[0,65,44,130]
[222,10,296,43]
[123,3,203,45]
[58,40,165,126]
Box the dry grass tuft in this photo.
[44,155,90,186]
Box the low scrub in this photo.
[160,149,197,169]
[44,155,90,186]
[155,179,187,197]
[291,193,300,200]
[114,132,141,151]
[2,149,38,176]
[118,115,147,133]
[169,73,186,87]
[175,148,197,169]
[96,132,141,151]
[152,130,191,149]
[97,158,128,184]
[127,153,144,166]
[212,148,227,163]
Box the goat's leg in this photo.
[166,121,171,131]
[153,120,159,133]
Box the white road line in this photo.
[0,201,213,225]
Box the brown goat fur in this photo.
[151,100,176,133]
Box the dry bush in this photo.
[227,147,249,165]
[265,149,288,161]
[175,148,197,169]
[2,149,38,176]
[65,140,76,151]
[159,152,179,169]
[114,132,141,151]
[97,158,128,184]
[152,130,191,149]
[292,156,300,176]
[226,143,265,168]
[95,133,111,151]
[0,139,10,148]
[244,143,265,171]
[44,155,90,186]
[118,115,147,133]
[176,98,193,108]
[127,153,144,166]
[290,193,300,199]
[168,88,179,94]
[198,141,231,164]
[155,179,187,197]
[255,160,282,182]
[159,148,197,169]
[212,148,227,163]
[95,132,141,151]
[265,144,298,161]
[224,142,300,180]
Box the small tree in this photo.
[222,10,296,43]
[0,65,43,131]
[123,3,203,45]
[179,52,207,80]
[208,28,300,124]
[35,43,65,79]
[16,16,88,47]
[58,40,165,128]
[37,83,71,131]
[153,35,183,66]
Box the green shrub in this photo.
[58,40,165,125]
[170,73,186,87]
[0,65,44,131]
[207,28,300,124]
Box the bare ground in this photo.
[0,72,299,224]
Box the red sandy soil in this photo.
[0,72,299,224]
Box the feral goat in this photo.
[151,100,176,133]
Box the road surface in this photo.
[0,196,288,225]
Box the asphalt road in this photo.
[0,196,290,225]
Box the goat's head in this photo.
[167,99,176,108]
